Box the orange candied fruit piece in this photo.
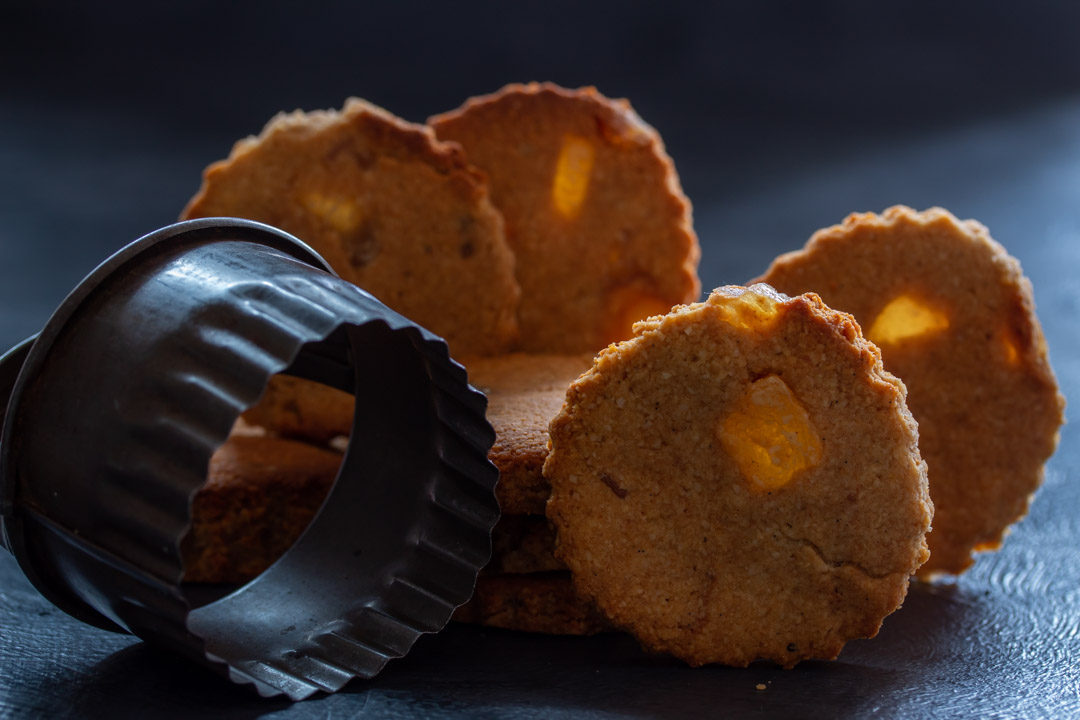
[868,294,949,346]
[718,375,824,491]
[710,284,783,332]
[300,192,363,233]
[602,287,672,345]
[551,134,595,218]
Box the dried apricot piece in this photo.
[719,375,823,492]
[868,294,949,346]
[551,134,595,218]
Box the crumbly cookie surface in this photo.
[466,352,594,514]
[544,285,932,667]
[431,83,700,353]
[756,206,1065,576]
[182,435,342,583]
[454,572,611,635]
[183,97,520,357]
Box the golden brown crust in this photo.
[454,572,612,635]
[544,285,932,667]
[183,97,520,357]
[181,435,342,583]
[465,352,594,514]
[756,206,1065,576]
[431,83,700,353]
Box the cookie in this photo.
[466,352,594,514]
[183,97,520,357]
[242,375,354,445]
[544,284,933,667]
[182,434,342,584]
[454,572,611,635]
[756,207,1065,576]
[431,83,700,353]
[487,514,563,575]
[237,353,589,516]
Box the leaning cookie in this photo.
[454,572,612,636]
[182,434,342,584]
[431,83,700,353]
[545,284,933,667]
[756,207,1065,576]
[183,97,520,357]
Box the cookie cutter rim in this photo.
[0,218,337,627]
[0,218,500,700]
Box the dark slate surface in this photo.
[1,3,1078,717]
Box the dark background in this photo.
[4,1,1080,351]
[2,2,1079,717]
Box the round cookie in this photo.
[466,352,594,514]
[756,206,1065,576]
[454,572,611,636]
[182,434,342,584]
[183,97,520,357]
[431,83,700,353]
[544,284,933,667]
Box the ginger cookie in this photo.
[466,352,593,514]
[756,206,1065,576]
[183,97,520,357]
[545,285,933,667]
[431,83,700,353]
[182,434,342,584]
[454,572,611,636]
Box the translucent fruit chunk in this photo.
[603,287,672,344]
[301,192,363,233]
[999,326,1023,367]
[718,375,824,491]
[552,134,595,218]
[868,295,949,346]
[711,284,783,332]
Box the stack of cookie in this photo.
[179,83,701,630]
[450,353,607,635]
[178,83,1065,667]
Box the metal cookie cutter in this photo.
[0,218,499,700]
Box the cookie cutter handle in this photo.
[0,335,36,553]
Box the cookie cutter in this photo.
[0,218,499,700]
